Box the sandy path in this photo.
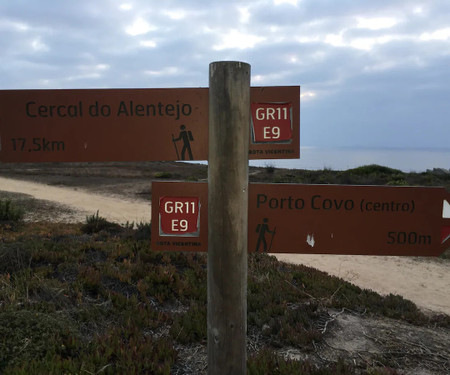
[1,176,448,315]
[275,254,450,315]
[0,176,151,224]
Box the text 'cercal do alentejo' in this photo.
[25,100,193,120]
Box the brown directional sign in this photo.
[151,181,450,256]
[0,86,299,162]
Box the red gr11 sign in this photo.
[159,196,200,236]
[251,102,292,143]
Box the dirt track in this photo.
[0,176,151,224]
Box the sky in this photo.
[1,0,450,151]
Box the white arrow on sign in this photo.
[443,199,450,218]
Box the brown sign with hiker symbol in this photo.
[152,181,449,257]
[0,86,299,163]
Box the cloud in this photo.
[125,17,155,36]
[0,0,449,150]
[274,0,299,5]
[420,27,450,41]
[30,37,49,52]
[119,3,133,11]
[213,29,266,50]
[356,16,399,30]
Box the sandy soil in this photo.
[1,176,449,316]
[0,176,151,224]
[275,254,450,315]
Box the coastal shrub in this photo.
[387,179,408,186]
[81,211,121,234]
[0,243,32,274]
[135,221,151,241]
[441,248,450,260]
[347,165,402,176]
[0,309,80,371]
[154,171,172,179]
[0,199,24,222]
[265,163,276,174]
[170,302,207,344]
[1,222,447,373]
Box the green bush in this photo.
[0,199,24,222]
[0,310,80,371]
[0,243,32,274]
[265,163,276,174]
[170,302,207,344]
[135,221,151,241]
[441,247,450,260]
[81,211,121,234]
[154,171,173,179]
[347,165,402,176]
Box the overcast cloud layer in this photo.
[1,0,449,149]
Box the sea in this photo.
[248,147,450,173]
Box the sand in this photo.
[0,176,151,224]
[275,254,449,315]
[1,176,448,315]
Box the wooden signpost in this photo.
[3,61,449,375]
[207,61,249,375]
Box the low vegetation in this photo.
[0,199,24,224]
[0,164,449,374]
[251,164,450,189]
[1,215,449,373]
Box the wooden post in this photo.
[208,61,250,374]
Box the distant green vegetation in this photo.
[251,164,450,189]
[154,171,173,179]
